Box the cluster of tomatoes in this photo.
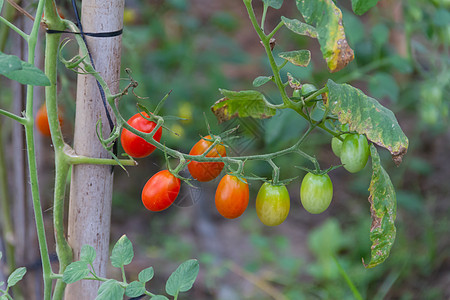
[36,104,370,225]
[120,111,371,227]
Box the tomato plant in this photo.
[340,134,370,173]
[35,104,62,137]
[255,182,290,226]
[215,174,249,219]
[188,135,226,182]
[141,170,181,212]
[120,112,162,158]
[300,173,333,214]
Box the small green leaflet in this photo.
[262,0,283,9]
[62,261,90,284]
[138,267,154,283]
[327,79,408,165]
[253,76,272,87]
[0,0,4,12]
[281,17,317,38]
[296,0,354,72]
[211,89,276,123]
[352,0,381,15]
[7,267,26,287]
[80,244,96,264]
[278,50,311,67]
[0,51,50,86]
[165,259,199,296]
[110,235,134,268]
[125,281,146,298]
[364,145,397,268]
[95,279,124,300]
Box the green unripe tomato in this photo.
[302,84,318,106]
[292,89,301,100]
[331,134,347,157]
[300,173,333,214]
[301,83,318,96]
[256,182,290,226]
[340,134,370,173]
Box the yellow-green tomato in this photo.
[300,173,333,214]
[255,182,290,226]
[340,134,370,173]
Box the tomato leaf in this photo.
[138,267,154,283]
[165,259,199,296]
[7,267,26,287]
[0,52,22,74]
[125,281,146,298]
[278,50,311,67]
[295,0,354,72]
[253,76,272,87]
[62,261,90,284]
[327,79,408,165]
[364,145,397,268]
[110,235,134,268]
[211,89,276,123]
[281,17,318,38]
[287,72,302,89]
[0,51,50,86]
[80,244,96,264]
[351,0,381,15]
[262,0,283,9]
[95,279,124,300]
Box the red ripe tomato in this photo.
[120,112,162,158]
[188,135,226,182]
[35,104,63,137]
[141,170,181,212]
[215,174,249,219]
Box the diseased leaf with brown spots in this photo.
[296,0,354,72]
[281,16,318,38]
[211,89,276,124]
[364,145,397,268]
[287,72,301,90]
[327,79,408,165]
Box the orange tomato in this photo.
[215,174,249,219]
[188,135,226,182]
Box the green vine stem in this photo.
[43,3,77,298]
[16,0,55,298]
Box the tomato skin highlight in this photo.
[120,112,162,158]
[215,175,249,219]
[141,170,181,212]
[340,134,369,173]
[256,182,290,226]
[35,104,63,137]
[188,135,226,182]
[300,173,333,214]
